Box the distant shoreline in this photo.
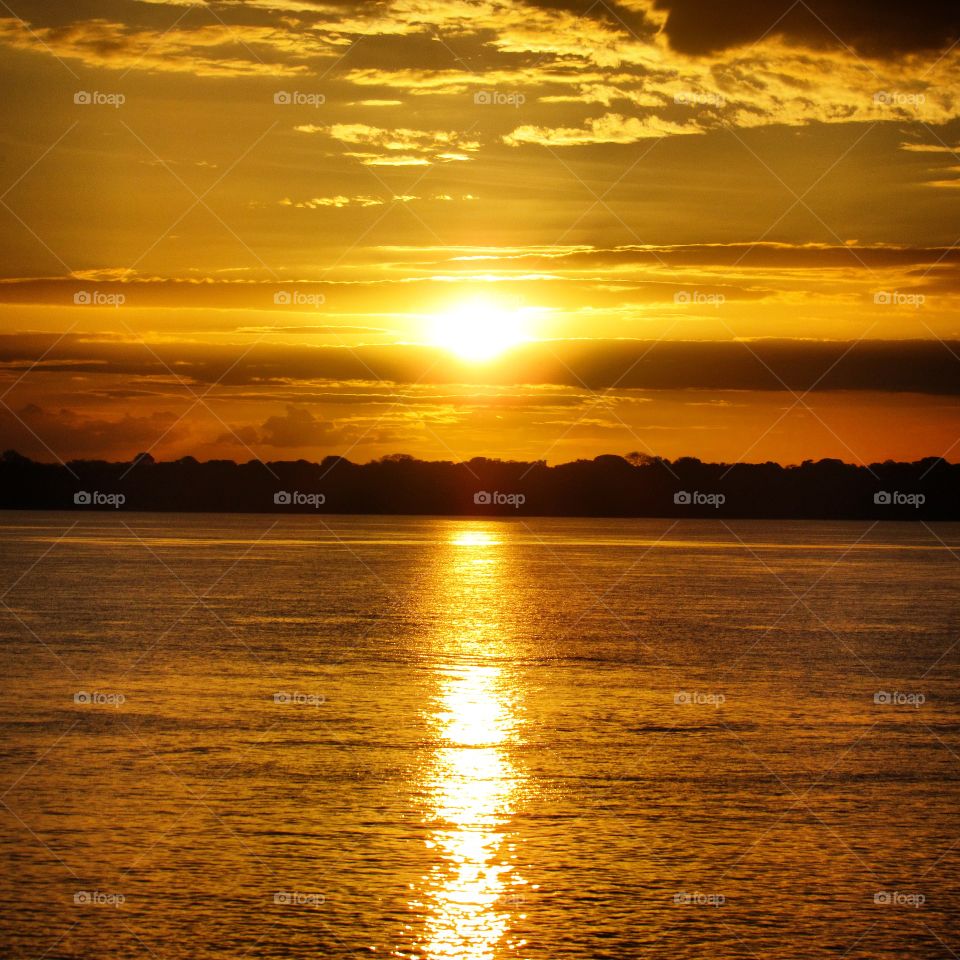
[1,451,955,521]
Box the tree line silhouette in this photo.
[0,449,955,519]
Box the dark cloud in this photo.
[0,403,182,461]
[258,404,349,447]
[506,243,960,271]
[214,403,402,449]
[1,333,959,394]
[651,0,960,57]
[521,0,656,40]
[529,338,960,393]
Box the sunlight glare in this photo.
[429,299,528,362]
[450,530,500,548]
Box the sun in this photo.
[428,298,528,361]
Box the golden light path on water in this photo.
[407,525,528,960]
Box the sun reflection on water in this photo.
[449,530,501,548]
[411,525,526,960]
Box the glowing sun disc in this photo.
[429,299,526,361]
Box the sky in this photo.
[0,0,958,466]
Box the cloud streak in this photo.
[2,333,960,394]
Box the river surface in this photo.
[1,513,959,958]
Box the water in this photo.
[1,513,959,959]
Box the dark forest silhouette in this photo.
[0,449,956,519]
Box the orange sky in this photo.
[0,0,959,465]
